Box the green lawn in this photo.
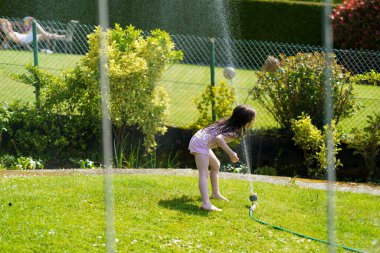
[161,64,380,131]
[0,173,378,252]
[160,63,278,128]
[0,50,82,104]
[1,50,379,131]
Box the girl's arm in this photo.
[215,134,239,163]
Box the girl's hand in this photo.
[229,152,239,163]
[215,134,239,163]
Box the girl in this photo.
[189,105,256,211]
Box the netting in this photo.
[1,16,379,131]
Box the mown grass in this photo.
[1,50,379,131]
[0,50,81,104]
[160,63,278,128]
[0,173,379,252]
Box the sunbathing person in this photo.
[0,17,66,49]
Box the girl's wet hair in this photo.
[206,105,256,138]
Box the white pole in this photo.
[323,0,336,251]
[98,0,115,252]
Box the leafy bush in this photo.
[65,25,182,152]
[254,166,278,176]
[348,113,380,179]
[332,0,380,51]
[0,154,16,170]
[221,162,248,174]
[291,115,342,179]
[10,64,102,163]
[0,155,44,170]
[11,25,183,162]
[250,52,359,131]
[0,103,12,148]
[4,101,100,163]
[191,81,237,129]
[14,157,44,170]
[77,159,95,169]
[11,65,61,110]
[350,70,380,86]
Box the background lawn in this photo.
[1,50,379,130]
[0,50,82,104]
[0,172,379,252]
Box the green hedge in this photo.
[0,0,97,25]
[230,0,324,45]
[1,0,330,46]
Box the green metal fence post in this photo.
[209,37,216,122]
[32,20,40,109]
[32,21,39,66]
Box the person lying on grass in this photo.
[188,104,256,211]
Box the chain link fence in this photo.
[1,16,379,131]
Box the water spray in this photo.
[223,67,258,212]
[243,135,258,212]
[216,3,363,252]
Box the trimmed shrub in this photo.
[3,101,100,164]
[250,52,359,131]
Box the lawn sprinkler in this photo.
[223,67,236,80]
[249,193,258,211]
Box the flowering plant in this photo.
[331,0,380,50]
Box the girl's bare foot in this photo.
[201,204,222,211]
[211,194,229,201]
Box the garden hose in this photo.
[248,209,366,253]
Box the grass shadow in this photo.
[158,195,209,216]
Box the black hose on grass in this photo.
[249,210,367,253]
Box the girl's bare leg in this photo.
[209,150,229,201]
[194,153,222,211]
